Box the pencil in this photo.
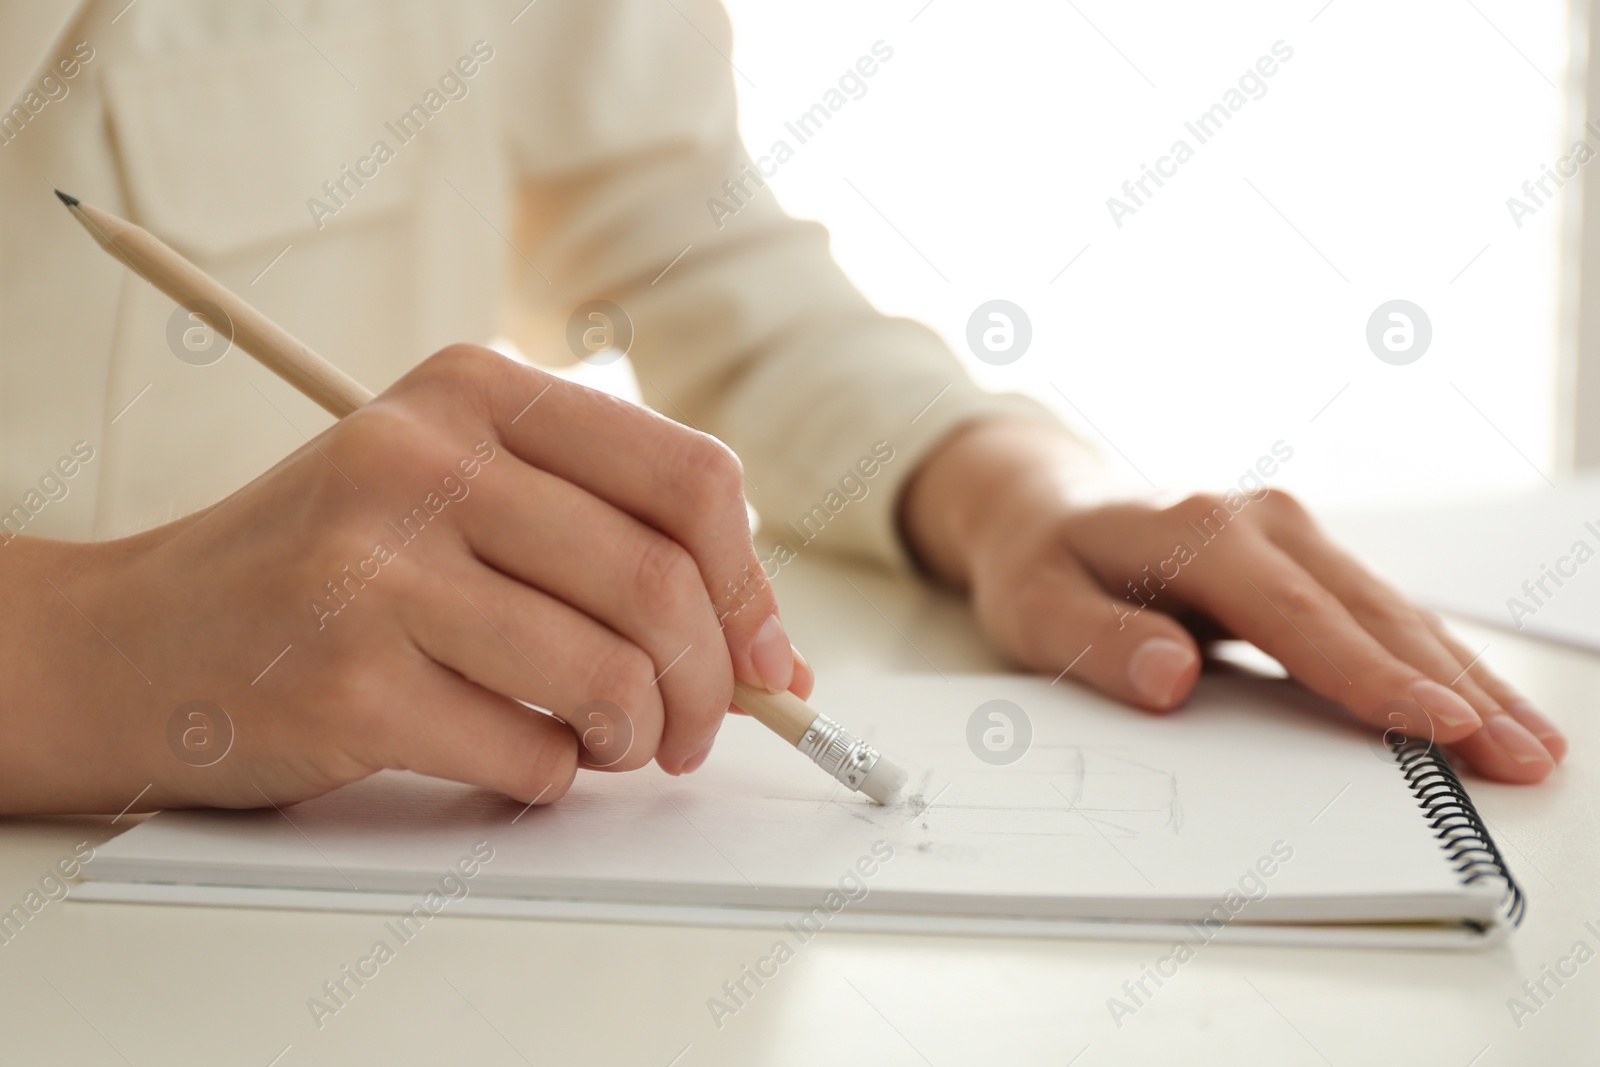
[57,189,910,805]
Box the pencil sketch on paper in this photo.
[840,744,1182,849]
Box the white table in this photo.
[1,543,1595,1066]
[1325,474,1600,654]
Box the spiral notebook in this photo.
[75,673,1523,949]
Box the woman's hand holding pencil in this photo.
[1,194,910,819]
[1,345,810,812]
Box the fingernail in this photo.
[1409,679,1481,730]
[1128,638,1197,707]
[681,738,715,774]
[751,614,795,692]
[788,643,814,699]
[1509,699,1566,761]
[1486,715,1553,766]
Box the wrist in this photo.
[897,418,1099,586]
[0,533,164,813]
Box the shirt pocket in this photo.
[101,23,427,263]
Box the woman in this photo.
[0,0,1560,814]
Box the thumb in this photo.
[977,557,1202,712]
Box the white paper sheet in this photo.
[78,673,1515,947]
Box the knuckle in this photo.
[422,342,499,381]
[1257,488,1310,525]
[1164,495,1248,543]
[403,344,515,409]
[1165,492,1232,530]
[1347,581,1413,631]
[575,643,660,768]
[1009,577,1067,635]
[676,433,746,513]
[513,723,580,801]
[1272,579,1328,621]
[581,640,658,716]
[333,401,440,472]
[630,534,704,617]
[583,716,652,773]
[319,407,460,540]
[713,562,773,629]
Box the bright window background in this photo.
[704,0,1573,508]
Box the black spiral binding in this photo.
[1390,736,1525,929]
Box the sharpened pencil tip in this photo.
[54,189,80,208]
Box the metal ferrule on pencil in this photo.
[797,713,881,792]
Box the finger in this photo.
[1444,716,1557,784]
[1276,513,1564,773]
[1267,521,1511,729]
[458,458,731,773]
[1419,612,1566,763]
[406,559,666,773]
[1182,537,1482,742]
[406,348,795,694]
[972,552,1201,712]
[368,658,580,805]
[728,646,812,725]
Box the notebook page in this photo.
[85,673,1482,925]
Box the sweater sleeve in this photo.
[495,0,1067,570]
